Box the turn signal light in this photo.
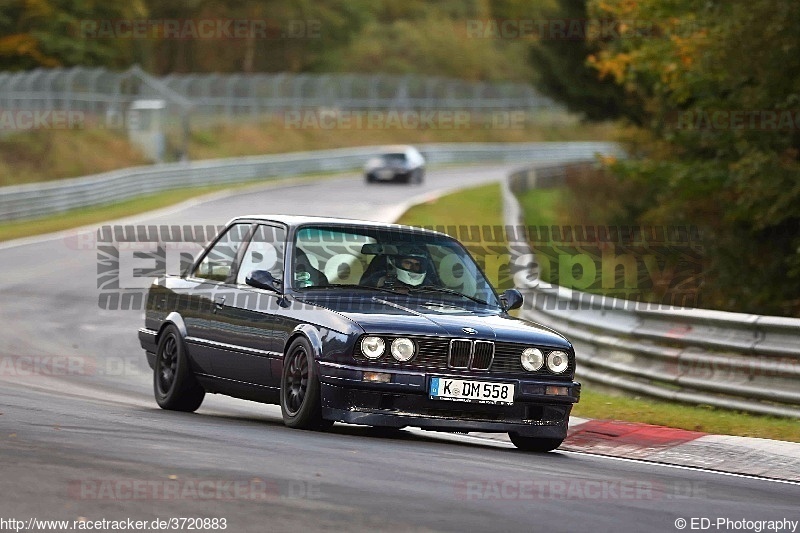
[363,372,391,383]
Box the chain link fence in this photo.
[0,66,560,161]
[0,66,556,119]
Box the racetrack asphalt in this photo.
[1,165,798,532]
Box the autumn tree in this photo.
[527,0,643,122]
[586,0,800,315]
[0,0,147,70]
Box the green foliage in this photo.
[0,0,147,70]
[0,0,545,81]
[140,0,374,73]
[527,0,643,122]
[585,0,800,316]
[333,16,532,81]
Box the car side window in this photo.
[193,223,252,282]
[236,224,287,285]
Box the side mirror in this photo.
[245,270,282,293]
[500,289,523,311]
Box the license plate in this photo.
[429,377,514,405]
[377,169,395,179]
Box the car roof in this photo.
[379,145,418,154]
[227,214,449,237]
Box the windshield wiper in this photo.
[309,283,406,296]
[407,286,493,306]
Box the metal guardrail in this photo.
[0,142,616,222]
[503,163,800,418]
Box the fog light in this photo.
[363,372,391,383]
[545,385,569,396]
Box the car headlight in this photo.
[547,350,569,374]
[391,338,415,362]
[361,336,385,359]
[521,347,544,371]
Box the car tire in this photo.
[414,169,425,185]
[508,432,563,452]
[280,337,333,430]
[153,324,205,412]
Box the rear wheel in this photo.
[154,324,205,412]
[508,432,563,452]
[280,337,333,430]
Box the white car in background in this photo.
[364,145,426,184]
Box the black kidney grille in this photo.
[448,340,472,368]
[471,341,495,370]
[491,342,525,372]
[413,338,450,367]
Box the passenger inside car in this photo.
[294,247,329,287]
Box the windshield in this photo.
[292,225,500,307]
[382,153,407,164]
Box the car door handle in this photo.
[213,296,226,312]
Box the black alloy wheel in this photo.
[153,324,205,412]
[280,337,332,430]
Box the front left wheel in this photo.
[154,324,205,412]
[280,337,333,430]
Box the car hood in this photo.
[295,294,571,349]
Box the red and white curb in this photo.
[564,418,800,482]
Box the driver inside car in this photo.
[377,248,439,290]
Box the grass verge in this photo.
[0,186,231,242]
[395,183,504,229]
[1,114,616,187]
[396,182,800,443]
[574,388,799,442]
[0,174,336,242]
[395,182,506,289]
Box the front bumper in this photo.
[139,327,158,369]
[318,362,580,437]
[366,169,411,182]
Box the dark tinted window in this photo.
[236,224,287,285]
[193,223,251,282]
[382,153,407,164]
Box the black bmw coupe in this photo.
[139,216,580,451]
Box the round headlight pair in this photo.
[521,348,569,374]
[360,336,415,362]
